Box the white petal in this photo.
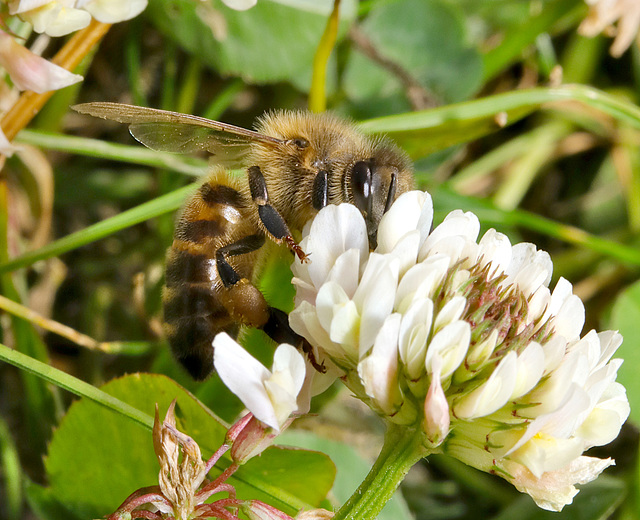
[506,243,553,290]
[316,281,350,334]
[596,330,623,368]
[10,0,51,14]
[329,300,360,354]
[528,285,551,324]
[427,210,481,247]
[423,356,450,445]
[506,456,614,512]
[454,352,517,418]
[546,277,573,317]
[22,3,91,37]
[511,342,545,399]
[398,298,433,379]
[289,302,347,364]
[387,230,420,275]
[304,204,368,289]
[358,314,402,414]
[395,255,448,311]
[326,248,361,299]
[213,333,277,428]
[542,335,567,374]
[554,294,585,341]
[512,435,585,478]
[78,0,147,22]
[433,295,466,332]
[425,321,470,379]
[477,229,512,274]
[577,397,629,447]
[272,343,306,396]
[354,255,399,356]
[376,190,433,253]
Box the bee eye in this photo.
[293,138,309,149]
[350,160,373,215]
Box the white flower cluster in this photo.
[287,191,629,512]
[8,0,148,37]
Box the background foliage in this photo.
[0,0,639,519]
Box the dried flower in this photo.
[579,0,640,57]
[288,191,629,511]
[106,403,301,520]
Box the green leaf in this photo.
[358,85,640,160]
[44,373,335,519]
[610,279,640,426]
[344,0,482,115]
[280,430,413,520]
[146,0,357,89]
[24,480,81,520]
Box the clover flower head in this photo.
[289,191,630,511]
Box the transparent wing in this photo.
[72,102,284,166]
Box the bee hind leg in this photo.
[217,233,271,329]
[248,165,308,262]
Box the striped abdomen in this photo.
[162,174,265,380]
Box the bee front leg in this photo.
[248,166,309,262]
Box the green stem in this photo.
[309,0,341,113]
[333,423,429,520]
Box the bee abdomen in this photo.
[162,177,255,380]
[163,251,236,379]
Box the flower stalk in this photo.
[333,423,430,520]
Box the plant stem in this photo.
[309,0,341,113]
[333,423,429,520]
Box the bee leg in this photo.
[216,233,271,328]
[263,307,327,373]
[311,169,329,210]
[248,165,308,262]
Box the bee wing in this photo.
[72,102,284,165]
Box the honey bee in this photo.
[73,103,414,379]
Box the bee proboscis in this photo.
[73,103,414,379]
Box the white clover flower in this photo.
[9,0,148,37]
[213,333,307,431]
[289,191,630,512]
[0,29,82,94]
[579,0,640,57]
